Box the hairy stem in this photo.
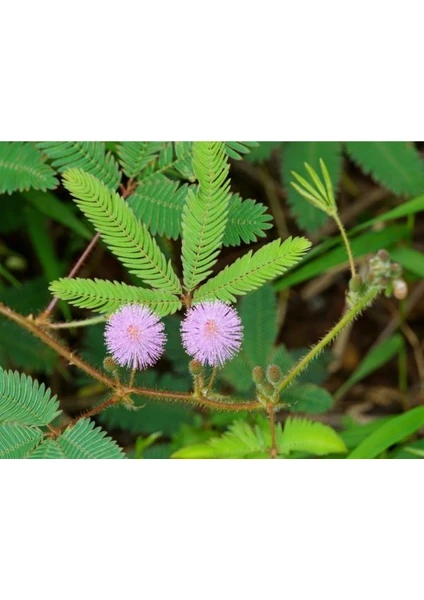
[278,286,380,393]
[41,232,101,319]
[49,395,121,437]
[42,315,106,329]
[333,212,356,279]
[268,404,278,459]
[0,301,261,413]
[207,367,218,392]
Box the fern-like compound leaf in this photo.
[116,142,166,178]
[62,169,182,294]
[223,194,273,246]
[282,142,342,233]
[181,142,231,291]
[345,142,424,196]
[136,142,195,184]
[240,284,277,368]
[37,141,121,189]
[0,369,60,426]
[224,142,258,160]
[194,237,311,303]
[29,438,67,459]
[245,142,281,164]
[280,417,347,456]
[172,416,346,458]
[0,142,58,194]
[0,423,43,459]
[129,183,272,247]
[50,278,182,316]
[127,175,190,239]
[172,420,270,458]
[56,418,126,459]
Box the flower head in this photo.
[181,301,243,366]
[105,304,166,370]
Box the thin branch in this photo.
[278,286,380,393]
[43,315,106,329]
[332,212,356,279]
[49,395,121,437]
[0,301,261,413]
[40,178,136,321]
[40,232,100,319]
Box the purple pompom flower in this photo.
[105,304,166,370]
[181,300,243,366]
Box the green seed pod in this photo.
[252,366,266,384]
[266,364,283,385]
[189,359,203,375]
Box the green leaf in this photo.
[240,284,277,367]
[275,223,409,291]
[173,416,346,459]
[0,142,58,194]
[220,354,255,393]
[345,142,424,196]
[280,417,347,456]
[340,417,393,449]
[181,142,231,290]
[50,278,181,316]
[136,142,195,184]
[245,142,281,164]
[0,369,60,426]
[194,237,311,303]
[224,142,258,160]
[56,418,126,459]
[390,247,424,278]
[29,438,67,459]
[0,423,43,459]
[283,384,333,414]
[37,141,121,190]
[335,333,404,400]
[172,419,269,459]
[392,439,424,459]
[348,406,424,459]
[25,208,65,304]
[99,377,194,436]
[22,190,92,240]
[127,175,190,240]
[62,169,181,294]
[282,142,342,232]
[116,142,166,178]
[223,194,273,247]
[128,183,273,247]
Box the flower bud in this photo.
[266,364,283,385]
[252,366,266,384]
[390,263,402,276]
[349,274,363,293]
[189,359,203,375]
[393,279,408,300]
[377,249,389,262]
[103,357,118,372]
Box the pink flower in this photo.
[105,304,166,370]
[181,301,243,366]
